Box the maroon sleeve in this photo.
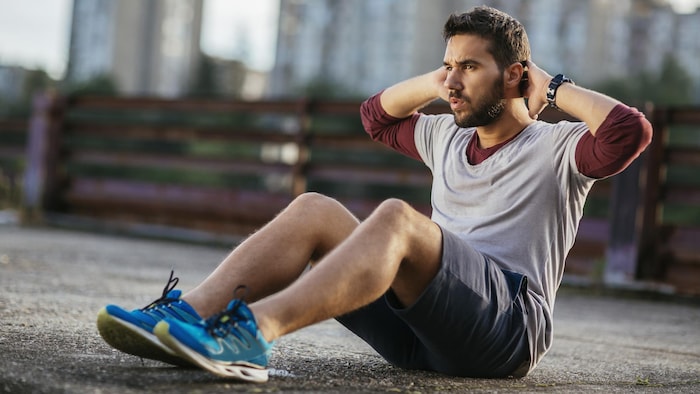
[360,91,422,161]
[575,104,653,179]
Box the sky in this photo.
[0,0,72,78]
[671,0,700,12]
[200,0,280,71]
[0,0,280,79]
[0,0,696,79]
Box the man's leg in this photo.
[152,196,444,381]
[336,227,531,378]
[250,197,444,342]
[156,195,529,379]
[182,192,362,318]
[98,192,357,365]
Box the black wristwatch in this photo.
[546,74,574,110]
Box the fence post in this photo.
[636,107,667,280]
[603,156,644,284]
[21,92,64,223]
[291,98,311,197]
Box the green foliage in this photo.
[0,97,30,118]
[23,69,53,100]
[189,56,219,97]
[594,54,695,106]
[61,74,118,96]
[297,77,364,100]
[187,56,247,98]
[0,168,22,209]
[0,68,55,117]
[655,56,694,105]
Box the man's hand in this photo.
[431,67,450,103]
[522,60,621,135]
[522,60,552,120]
[380,67,449,119]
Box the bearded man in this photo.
[97,6,652,381]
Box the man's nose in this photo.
[444,71,463,91]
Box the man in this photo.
[97,6,652,382]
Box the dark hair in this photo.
[443,6,530,70]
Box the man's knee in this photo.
[371,198,418,229]
[289,192,342,214]
[287,192,358,228]
[291,192,331,207]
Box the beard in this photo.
[451,76,506,128]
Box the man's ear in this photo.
[504,62,527,98]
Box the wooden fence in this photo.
[1,94,698,295]
[637,108,700,294]
[0,116,27,208]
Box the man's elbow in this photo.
[638,116,653,152]
[619,106,653,155]
[360,94,383,138]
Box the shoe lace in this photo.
[204,285,250,338]
[141,269,180,311]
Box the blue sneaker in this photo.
[154,287,274,382]
[97,271,202,366]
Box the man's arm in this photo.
[360,67,449,160]
[525,61,653,178]
[526,61,634,135]
[379,67,448,118]
[360,92,422,160]
[574,105,652,178]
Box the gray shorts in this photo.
[336,226,530,378]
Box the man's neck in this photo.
[475,102,534,149]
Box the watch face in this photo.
[547,86,556,100]
[547,74,569,109]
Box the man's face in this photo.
[442,34,505,128]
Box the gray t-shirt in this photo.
[414,114,595,371]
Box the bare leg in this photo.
[252,198,443,342]
[183,193,360,317]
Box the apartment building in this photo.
[268,0,699,98]
[66,0,203,97]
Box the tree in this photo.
[653,55,693,106]
[594,54,695,106]
[188,55,219,98]
[188,56,248,98]
[22,69,53,102]
[298,77,364,100]
[0,68,55,117]
[61,74,118,96]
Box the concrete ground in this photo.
[1,223,699,393]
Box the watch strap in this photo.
[546,74,574,110]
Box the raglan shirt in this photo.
[360,93,652,375]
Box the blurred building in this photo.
[628,0,700,100]
[269,0,467,98]
[190,55,268,100]
[66,0,203,97]
[268,0,699,98]
[521,0,631,83]
[629,0,676,76]
[675,12,700,92]
[0,66,28,103]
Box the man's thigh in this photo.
[336,226,529,378]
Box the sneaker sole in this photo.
[96,307,193,367]
[154,321,269,383]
